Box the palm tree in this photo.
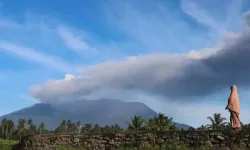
[82,124,92,133]
[240,122,250,130]
[76,121,81,134]
[101,125,111,132]
[30,124,37,134]
[197,125,207,131]
[155,113,174,131]
[188,127,196,131]
[206,113,227,130]
[92,124,100,133]
[66,120,72,133]
[61,120,67,130]
[126,115,145,131]
[7,120,14,139]
[27,119,33,132]
[0,119,14,140]
[1,118,8,139]
[17,119,26,140]
[38,122,45,135]
[146,118,157,131]
[146,113,176,131]
[27,119,33,126]
[55,120,67,133]
[113,124,122,132]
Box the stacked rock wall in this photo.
[15,131,250,150]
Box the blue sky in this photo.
[0,0,250,127]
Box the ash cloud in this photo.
[30,12,250,103]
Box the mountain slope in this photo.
[0,99,192,130]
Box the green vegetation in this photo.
[0,112,249,149]
[0,139,18,150]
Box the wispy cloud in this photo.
[0,40,75,73]
[0,89,38,102]
[181,0,225,32]
[57,26,90,54]
[102,0,216,54]
[181,0,244,35]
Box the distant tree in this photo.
[1,118,7,139]
[85,123,93,133]
[126,116,145,131]
[55,120,68,133]
[155,113,175,131]
[240,122,250,130]
[76,121,81,134]
[66,120,72,133]
[206,113,227,130]
[92,124,100,133]
[38,122,45,135]
[0,119,15,139]
[146,113,177,131]
[188,127,196,131]
[197,125,207,131]
[112,124,123,132]
[27,119,32,127]
[17,119,26,140]
[7,120,14,139]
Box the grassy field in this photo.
[0,139,19,150]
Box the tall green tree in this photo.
[126,116,145,131]
[197,125,207,131]
[17,119,26,140]
[82,124,93,133]
[155,113,175,131]
[1,118,8,139]
[146,113,176,131]
[92,124,100,133]
[38,122,45,135]
[206,113,227,130]
[7,120,14,139]
[55,120,67,133]
[76,121,81,134]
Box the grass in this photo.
[0,139,19,150]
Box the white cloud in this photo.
[0,90,38,102]
[103,0,213,53]
[0,40,74,73]
[64,74,76,80]
[181,0,225,33]
[181,0,244,37]
[57,26,90,53]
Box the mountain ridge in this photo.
[0,99,192,130]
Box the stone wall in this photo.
[15,130,250,150]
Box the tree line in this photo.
[1,113,250,141]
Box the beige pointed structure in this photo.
[225,85,241,130]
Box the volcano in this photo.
[0,99,192,130]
